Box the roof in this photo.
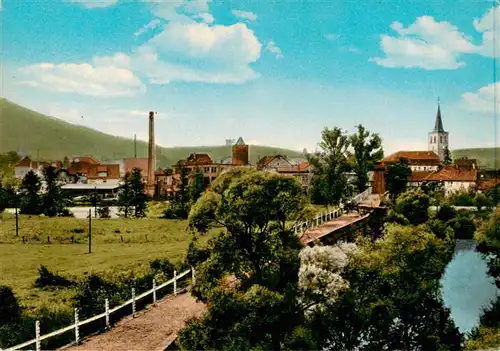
[123,158,149,177]
[69,156,100,165]
[454,158,478,169]
[257,155,291,170]
[61,183,120,190]
[477,178,500,191]
[15,156,61,169]
[433,103,445,133]
[410,171,434,182]
[235,137,246,146]
[184,153,214,166]
[86,164,120,179]
[383,151,441,165]
[424,165,478,182]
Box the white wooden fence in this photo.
[4,268,195,351]
[292,187,372,236]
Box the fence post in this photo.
[191,267,196,286]
[74,308,80,344]
[153,279,157,305]
[35,320,41,351]
[105,298,110,329]
[174,270,177,296]
[132,288,136,316]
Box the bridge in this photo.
[292,187,383,245]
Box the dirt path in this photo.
[66,293,206,351]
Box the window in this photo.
[430,136,432,144]
[97,172,107,177]
[211,167,217,173]
[204,167,210,173]
[440,135,443,143]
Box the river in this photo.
[440,239,499,334]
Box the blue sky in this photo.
[1,0,499,154]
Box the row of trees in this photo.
[163,165,205,219]
[0,167,70,217]
[175,167,464,350]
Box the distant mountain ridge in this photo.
[0,98,303,168]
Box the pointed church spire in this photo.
[433,97,445,133]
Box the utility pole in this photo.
[88,209,92,254]
[134,133,137,159]
[15,207,19,237]
[94,185,98,218]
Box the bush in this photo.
[473,193,494,210]
[34,265,75,288]
[150,258,176,278]
[73,274,124,319]
[449,190,474,207]
[436,204,458,222]
[0,286,21,326]
[97,206,111,219]
[394,189,430,225]
[448,216,476,240]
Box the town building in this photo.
[257,155,313,191]
[14,156,62,179]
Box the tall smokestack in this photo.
[147,111,156,197]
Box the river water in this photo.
[440,239,499,333]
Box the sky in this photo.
[1,0,499,154]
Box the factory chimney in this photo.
[147,111,156,197]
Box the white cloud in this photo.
[371,16,478,70]
[65,0,117,8]
[0,0,3,10]
[194,12,214,24]
[232,9,257,21]
[461,82,500,114]
[325,33,340,41]
[134,19,161,37]
[265,41,284,60]
[246,139,264,145]
[142,0,211,22]
[18,53,146,97]
[473,6,500,57]
[131,21,262,84]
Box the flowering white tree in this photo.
[298,242,359,314]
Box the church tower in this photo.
[428,100,449,162]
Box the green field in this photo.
[0,98,302,168]
[0,214,216,314]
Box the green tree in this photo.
[394,189,431,225]
[167,164,191,219]
[41,166,69,217]
[0,184,19,212]
[307,224,462,350]
[443,146,453,165]
[348,124,384,193]
[385,157,412,200]
[19,170,42,215]
[474,192,494,211]
[307,127,351,206]
[118,168,148,218]
[178,168,311,350]
[188,167,205,204]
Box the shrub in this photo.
[150,258,176,278]
[97,206,111,219]
[473,193,494,210]
[73,274,123,319]
[436,204,458,222]
[34,265,75,288]
[448,216,476,240]
[0,286,21,326]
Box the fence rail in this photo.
[4,268,195,351]
[292,187,372,236]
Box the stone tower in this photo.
[232,137,249,165]
[428,101,449,162]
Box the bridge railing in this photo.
[4,268,195,351]
[292,186,372,236]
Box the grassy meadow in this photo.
[0,213,217,315]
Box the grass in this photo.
[1,98,303,168]
[0,214,217,315]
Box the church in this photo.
[371,102,478,195]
